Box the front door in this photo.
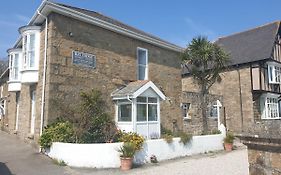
[30,90,36,134]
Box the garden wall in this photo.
[47,125,226,168]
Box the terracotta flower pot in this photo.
[224,143,233,151]
[120,157,133,171]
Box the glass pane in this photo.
[148,97,157,103]
[138,65,145,80]
[138,49,147,65]
[269,66,273,82]
[137,97,147,103]
[29,34,35,50]
[14,54,19,65]
[118,104,132,122]
[148,104,157,121]
[137,104,146,121]
[29,51,35,68]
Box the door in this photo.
[30,90,36,134]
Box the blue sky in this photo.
[0,0,280,58]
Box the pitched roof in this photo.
[111,80,166,100]
[215,21,280,66]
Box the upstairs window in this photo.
[23,33,36,69]
[137,48,148,80]
[9,51,21,81]
[268,64,281,84]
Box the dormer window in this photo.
[268,63,281,84]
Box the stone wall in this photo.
[182,66,254,134]
[44,13,182,131]
[181,91,223,135]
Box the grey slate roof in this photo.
[215,21,280,66]
[55,3,180,49]
[111,80,149,98]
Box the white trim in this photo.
[133,81,166,100]
[137,47,148,80]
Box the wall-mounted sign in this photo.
[72,51,96,68]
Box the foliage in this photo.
[178,132,193,145]
[118,131,144,151]
[39,121,75,149]
[163,134,173,144]
[118,142,137,158]
[150,155,158,163]
[181,36,229,134]
[53,89,118,143]
[160,125,173,136]
[211,129,222,135]
[52,159,67,166]
[224,132,235,144]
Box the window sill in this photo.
[183,117,191,121]
[21,69,38,72]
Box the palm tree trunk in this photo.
[200,87,208,134]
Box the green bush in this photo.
[224,132,235,144]
[163,134,173,144]
[39,121,75,149]
[118,131,144,151]
[178,132,192,145]
[118,142,136,158]
[211,129,222,135]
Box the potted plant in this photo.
[118,142,136,171]
[224,132,235,151]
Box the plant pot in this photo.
[120,157,133,171]
[224,143,233,151]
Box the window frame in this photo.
[268,63,281,84]
[9,52,21,81]
[137,47,148,80]
[136,96,158,122]
[22,33,36,70]
[181,103,191,120]
[117,100,132,122]
[261,93,281,120]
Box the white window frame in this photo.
[136,97,158,122]
[23,33,36,69]
[137,47,148,80]
[261,93,281,119]
[117,100,132,122]
[268,63,281,84]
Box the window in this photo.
[261,94,281,119]
[117,100,132,122]
[137,97,158,122]
[9,52,20,81]
[137,48,148,80]
[181,103,191,119]
[23,33,36,69]
[268,64,281,84]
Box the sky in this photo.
[0,0,281,59]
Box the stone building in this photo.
[0,1,183,145]
[182,21,281,174]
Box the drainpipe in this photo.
[37,10,48,142]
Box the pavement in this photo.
[0,131,249,175]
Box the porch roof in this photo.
[111,80,166,100]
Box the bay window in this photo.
[23,33,36,69]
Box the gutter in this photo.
[37,10,48,141]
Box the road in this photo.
[0,131,249,175]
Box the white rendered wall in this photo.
[47,125,226,169]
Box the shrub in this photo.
[161,125,173,136]
[224,132,235,144]
[211,129,221,135]
[163,134,173,144]
[118,142,136,158]
[39,121,75,149]
[118,131,144,151]
[178,132,192,145]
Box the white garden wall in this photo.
[47,124,226,168]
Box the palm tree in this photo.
[182,36,229,134]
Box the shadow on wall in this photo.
[0,162,12,175]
